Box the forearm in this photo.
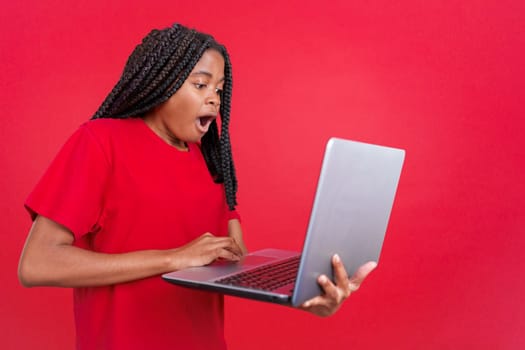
[228,218,247,254]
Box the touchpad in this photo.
[209,255,276,267]
[240,255,277,266]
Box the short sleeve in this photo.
[226,208,241,222]
[25,123,111,240]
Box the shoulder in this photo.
[81,117,141,135]
[78,117,144,145]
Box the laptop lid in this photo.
[292,137,405,305]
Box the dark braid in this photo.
[91,23,238,210]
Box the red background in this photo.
[1,1,524,349]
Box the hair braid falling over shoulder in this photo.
[91,23,238,210]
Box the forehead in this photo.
[190,49,225,77]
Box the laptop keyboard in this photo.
[215,256,300,291]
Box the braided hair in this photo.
[91,23,237,210]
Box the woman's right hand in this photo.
[169,232,244,271]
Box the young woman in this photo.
[18,23,376,350]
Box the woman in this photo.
[18,23,376,350]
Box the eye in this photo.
[194,83,207,89]
[215,88,223,96]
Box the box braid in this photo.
[91,23,238,210]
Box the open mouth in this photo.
[196,115,215,133]
[199,116,214,126]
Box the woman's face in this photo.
[143,49,225,150]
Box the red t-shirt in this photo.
[25,118,238,350]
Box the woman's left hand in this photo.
[299,255,377,317]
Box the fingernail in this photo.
[334,254,340,263]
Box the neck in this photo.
[142,117,189,151]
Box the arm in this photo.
[300,255,377,317]
[18,215,243,288]
[228,218,247,255]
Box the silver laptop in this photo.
[162,137,405,307]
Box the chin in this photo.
[187,134,205,144]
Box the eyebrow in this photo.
[190,70,225,82]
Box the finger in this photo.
[228,237,245,257]
[212,237,243,258]
[348,261,377,292]
[317,274,344,302]
[216,247,241,261]
[300,294,329,309]
[191,236,240,261]
[332,254,350,288]
[300,289,342,318]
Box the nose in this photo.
[206,88,221,107]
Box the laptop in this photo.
[162,137,405,307]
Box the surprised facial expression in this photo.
[143,49,225,150]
